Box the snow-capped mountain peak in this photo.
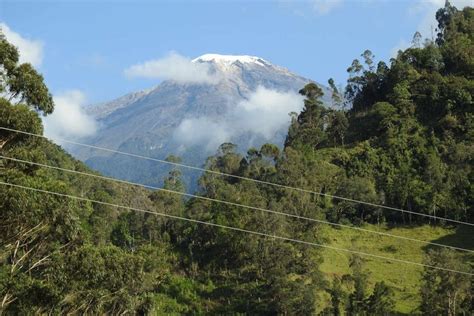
[75,54,332,191]
[192,53,269,67]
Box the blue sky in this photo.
[0,0,470,104]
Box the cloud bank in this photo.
[43,90,98,142]
[124,52,219,84]
[173,86,304,152]
[0,23,44,67]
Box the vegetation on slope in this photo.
[0,2,473,315]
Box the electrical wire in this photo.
[1,154,472,253]
[0,180,471,276]
[1,126,472,227]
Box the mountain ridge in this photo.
[87,53,317,120]
[72,54,330,188]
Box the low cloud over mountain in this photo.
[174,86,304,152]
[124,52,220,84]
[44,90,97,142]
[71,53,329,187]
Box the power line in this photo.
[1,154,473,254]
[0,181,471,276]
[1,126,472,227]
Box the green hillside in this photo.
[1,2,473,315]
[320,225,474,314]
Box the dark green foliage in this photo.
[333,176,381,225]
[348,256,369,314]
[365,281,394,315]
[322,257,395,315]
[327,277,346,315]
[0,31,53,115]
[328,77,343,107]
[8,63,54,115]
[420,249,472,315]
[326,110,349,146]
[1,4,473,314]
[311,4,474,225]
[285,83,328,150]
[174,143,327,314]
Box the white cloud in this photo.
[311,0,343,15]
[173,86,304,152]
[233,87,304,139]
[0,23,44,67]
[43,90,98,142]
[174,118,231,152]
[124,52,220,84]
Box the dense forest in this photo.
[0,2,473,315]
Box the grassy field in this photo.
[318,224,474,314]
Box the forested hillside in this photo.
[0,2,472,315]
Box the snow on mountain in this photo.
[71,54,330,189]
[192,54,270,67]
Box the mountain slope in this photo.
[72,54,329,188]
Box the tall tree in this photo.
[366,282,395,315]
[420,249,472,316]
[285,83,328,150]
[412,31,423,48]
[0,31,53,115]
[328,277,347,316]
[348,255,369,314]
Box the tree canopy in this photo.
[0,2,473,314]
